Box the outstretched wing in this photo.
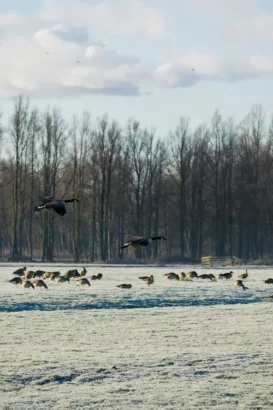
[39,195,55,204]
[128,236,144,242]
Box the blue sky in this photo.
[0,0,273,134]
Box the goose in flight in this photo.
[34,195,79,216]
[121,236,166,249]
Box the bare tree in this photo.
[9,96,29,259]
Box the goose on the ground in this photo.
[76,278,91,286]
[24,270,35,280]
[13,267,27,276]
[186,271,198,279]
[139,276,150,281]
[143,275,154,286]
[56,276,70,283]
[117,284,132,289]
[33,279,48,289]
[164,272,180,281]
[198,274,216,281]
[265,278,273,284]
[121,236,166,249]
[64,269,78,279]
[49,271,61,280]
[238,269,248,280]
[9,277,23,285]
[22,280,35,289]
[216,271,233,280]
[34,270,46,278]
[234,280,248,291]
[80,267,87,276]
[91,273,103,280]
[34,195,79,216]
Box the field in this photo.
[1,264,273,410]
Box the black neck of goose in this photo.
[150,236,162,240]
[64,198,78,203]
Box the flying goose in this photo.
[34,195,79,216]
[121,236,166,249]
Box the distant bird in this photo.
[234,280,248,291]
[45,51,49,55]
[33,279,48,289]
[117,284,132,289]
[121,236,166,249]
[21,280,35,290]
[76,61,80,63]
[34,195,79,216]
[238,269,248,280]
[265,278,273,284]
[76,278,91,287]
[13,267,26,276]
[9,277,22,285]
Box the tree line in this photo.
[0,95,272,263]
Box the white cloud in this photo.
[40,0,166,39]
[0,11,25,27]
[153,51,272,88]
[187,0,260,13]
[0,24,149,97]
[0,2,272,98]
[229,13,273,43]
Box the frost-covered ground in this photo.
[1,264,273,410]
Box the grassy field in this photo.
[1,264,273,409]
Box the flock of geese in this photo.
[8,266,103,290]
[7,267,273,297]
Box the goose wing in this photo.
[39,195,56,204]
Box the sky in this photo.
[0,0,273,134]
